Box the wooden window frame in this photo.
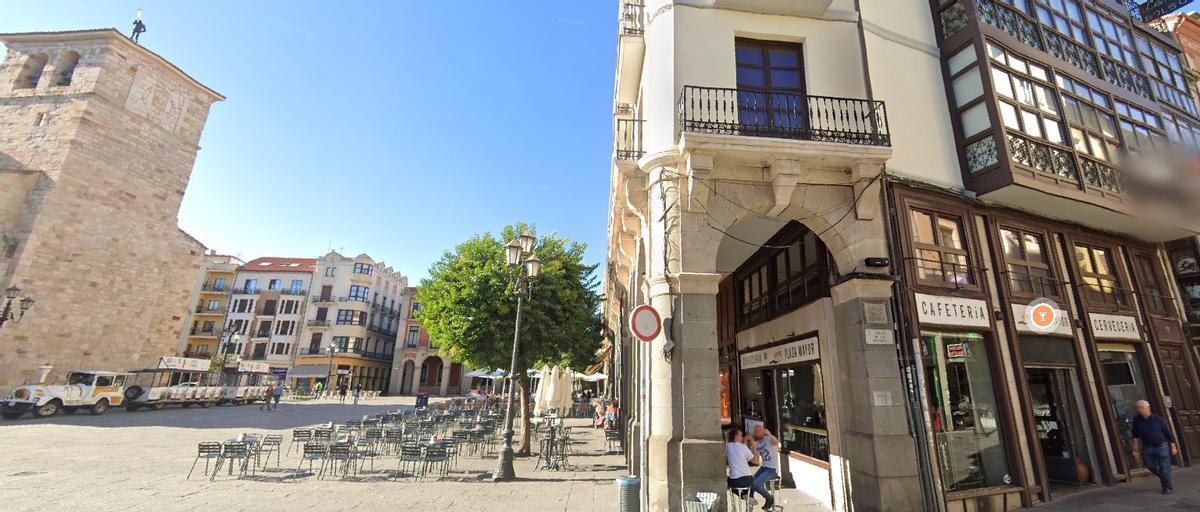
[908,205,978,289]
[997,224,1061,300]
[1071,240,1131,312]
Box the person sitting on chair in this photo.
[725,429,760,500]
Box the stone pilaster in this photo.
[830,278,923,512]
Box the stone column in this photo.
[830,277,923,511]
[439,356,451,396]
[645,272,726,511]
[407,358,420,395]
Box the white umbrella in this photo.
[533,365,552,415]
[579,373,607,382]
[543,366,562,415]
[464,369,489,378]
[554,367,574,413]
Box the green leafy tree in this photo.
[418,224,602,455]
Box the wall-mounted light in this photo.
[864,257,890,268]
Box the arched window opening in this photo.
[14,53,48,89]
[53,51,80,86]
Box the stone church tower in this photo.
[0,29,223,391]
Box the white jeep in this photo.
[2,371,130,419]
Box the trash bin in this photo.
[616,475,639,512]
[415,392,429,408]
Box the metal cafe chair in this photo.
[257,434,284,468]
[395,444,423,480]
[421,445,450,479]
[211,441,253,481]
[289,428,313,455]
[727,486,754,512]
[324,443,356,480]
[295,442,326,479]
[187,442,222,480]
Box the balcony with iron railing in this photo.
[615,118,643,160]
[307,319,331,328]
[201,283,231,294]
[678,86,891,147]
[189,328,222,338]
[620,2,644,36]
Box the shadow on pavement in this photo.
[0,400,416,430]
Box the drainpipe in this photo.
[882,178,945,512]
[854,0,875,103]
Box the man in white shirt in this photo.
[725,428,759,491]
[751,425,780,510]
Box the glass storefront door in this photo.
[1027,367,1092,487]
[923,331,1014,491]
[1097,346,1151,473]
[775,363,828,461]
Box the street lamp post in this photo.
[326,343,339,390]
[494,230,541,482]
[0,286,35,329]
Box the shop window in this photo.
[1074,244,1127,308]
[909,208,975,286]
[776,364,828,462]
[719,367,732,426]
[998,227,1057,297]
[923,332,1013,491]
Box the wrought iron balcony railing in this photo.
[678,86,891,147]
[621,2,644,36]
[615,118,643,160]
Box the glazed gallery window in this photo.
[1057,74,1121,163]
[988,44,1064,145]
[1136,35,1196,116]
[1099,348,1151,469]
[923,332,1013,491]
[734,223,827,330]
[776,363,828,462]
[1031,0,1088,46]
[1114,100,1167,156]
[353,263,373,275]
[349,285,370,302]
[999,228,1057,297]
[1074,244,1126,307]
[910,208,974,286]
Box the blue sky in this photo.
[0,2,616,281]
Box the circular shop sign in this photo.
[629,305,662,342]
[1024,298,1062,334]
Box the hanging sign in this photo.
[629,304,662,342]
[237,361,270,373]
[1012,299,1072,336]
[158,357,210,371]
[914,293,990,328]
[1089,313,1141,341]
[1138,0,1189,21]
[740,337,819,370]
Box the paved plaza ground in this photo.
[0,396,828,511]
[1035,466,1200,511]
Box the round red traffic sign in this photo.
[629,305,662,342]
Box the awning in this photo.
[287,365,330,379]
[584,346,612,375]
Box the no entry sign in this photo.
[629,305,662,342]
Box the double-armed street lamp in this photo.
[493,230,542,482]
[0,286,35,329]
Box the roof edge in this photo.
[0,28,225,102]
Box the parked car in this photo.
[2,370,130,419]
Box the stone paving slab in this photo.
[0,397,626,512]
[1035,466,1200,511]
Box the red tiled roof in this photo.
[238,257,317,273]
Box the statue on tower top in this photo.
[130,9,147,43]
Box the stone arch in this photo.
[419,356,443,387]
[52,51,80,86]
[14,53,48,89]
[399,359,416,394]
[691,179,867,276]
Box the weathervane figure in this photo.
[130,9,147,43]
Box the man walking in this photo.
[271,383,283,411]
[260,383,274,411]
[337,382,347,404]
[751,425,780,510]
[313,379,324,399]
[1132,399,1177,495]
[352,384,362,405]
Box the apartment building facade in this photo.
[604,1,1200,510]
[289,252,404,393]
[0,29,222,392]
[224,257,316,376]
[177,252,243,358]
[387,287,472,396]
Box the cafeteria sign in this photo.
[915,293,990,328]
[740,337,819,370]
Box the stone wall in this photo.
[0,30,220,391]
